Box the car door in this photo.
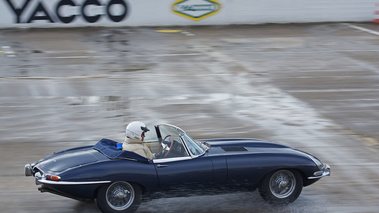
[154,156,214,192]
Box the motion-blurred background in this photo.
[1,1,379,212]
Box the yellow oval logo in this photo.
[171,0,222,21]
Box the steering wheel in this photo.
[157,135,174,158]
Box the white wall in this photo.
[0,0,377,28]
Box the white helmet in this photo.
[126,121,150,140]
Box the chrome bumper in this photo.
[38,178,111,185]
[24,164,33,176]
[26,163,111,185]
[308,164,331,180]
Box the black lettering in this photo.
[106,0,128,22]
[56,0,76,24]
[5,0,129,24]
[27,2,54,23]
[82,0,102,23]
[5,0,32,23]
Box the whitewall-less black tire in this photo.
[96,181,142,213]
[258,169,303,204]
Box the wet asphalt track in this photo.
[1,23,379,212]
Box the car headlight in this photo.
[309,155,324,170]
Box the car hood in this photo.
[201,138,292,149]
[199,138,309,157]
[35,146,105,173]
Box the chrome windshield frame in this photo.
[179,134,207,158]
[154,124,207,160]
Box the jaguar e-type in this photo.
[25,124,330,213]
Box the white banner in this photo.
[0,0,376,28]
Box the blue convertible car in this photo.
[25,124,330,213]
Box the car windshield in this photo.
[181,134,207,156]
[149,124,207,158]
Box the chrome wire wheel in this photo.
[269,170,296,199]
[106,182,135,211]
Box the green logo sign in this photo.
[171,0,222,21]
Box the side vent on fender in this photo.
[222,147,248,152]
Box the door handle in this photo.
[157,164,168,168]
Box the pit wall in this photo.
[0,0,377,28]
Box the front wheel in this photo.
[96,181,142,213]
[258,169,303,205]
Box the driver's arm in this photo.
[142,146,154,160]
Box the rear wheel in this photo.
[96,181,142,213]
[258,169,303,204]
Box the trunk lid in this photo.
[35,147,104,173]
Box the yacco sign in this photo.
[4,0,129,24]
[171,0,221,21]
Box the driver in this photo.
[123,121,154,160]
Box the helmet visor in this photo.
[141,126,150,132]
